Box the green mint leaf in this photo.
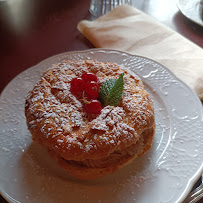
[99,73,124,106]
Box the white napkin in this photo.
[77,5,203,100]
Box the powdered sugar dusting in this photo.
[90,106,138,149]
[25,60,154,158]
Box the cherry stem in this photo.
[82,92,91,104]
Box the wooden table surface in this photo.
[0,0,202,202]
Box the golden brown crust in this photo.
[48,124,155,180]
[25,59,155,179]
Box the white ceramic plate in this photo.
[177,0,203,26]
[0,49,203,203]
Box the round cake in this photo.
[25,59,155,180]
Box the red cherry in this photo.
[84,81,99,99]
[82,72,97,83]
[85,100,102,114]
[70,77,84,94]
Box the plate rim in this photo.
[177,0,203,27]
[0,48,203,203]
[1,48,202,104]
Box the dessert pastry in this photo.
[25,59,155,180]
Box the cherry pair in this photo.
[70,72,102,114]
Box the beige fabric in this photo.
[77,5,203,100]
